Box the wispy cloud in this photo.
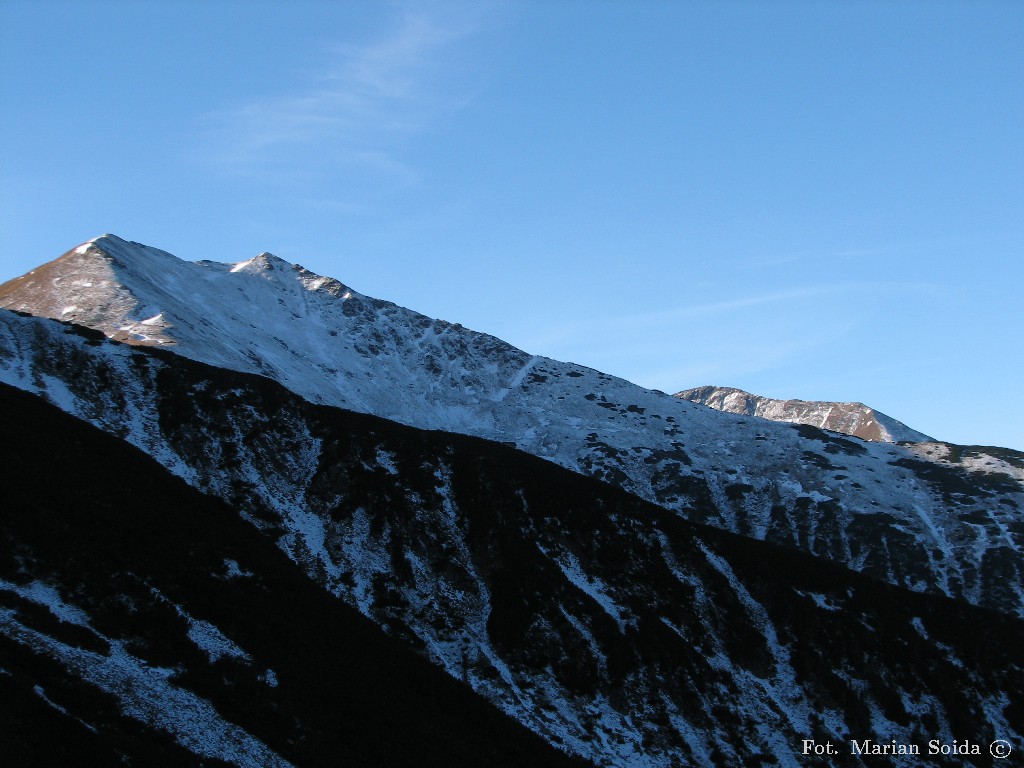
[633,320,859,393]
[612,280,938,331]
[506,279,939,391]
[200,4,494,190]
[511,280,936,356]
[742,244,896,269]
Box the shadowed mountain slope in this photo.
[0,382,590,768]
[0,321,1021,766]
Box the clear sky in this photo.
[1,1,1022,450]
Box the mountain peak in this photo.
[79,233,145,261]
[0,237,347,353]
[675,384,933,443]
[230,251,291,274]
[0,235,186,346]
[89,232,129,247]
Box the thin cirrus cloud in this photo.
[512,280,937,355]
[612,280,938,332]
[742,245,894,269]
[199,6,488,189]
[637,318,862,391]
[507,279,937,389]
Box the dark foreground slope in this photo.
[0,320,1022,766]
[0,382,590,768]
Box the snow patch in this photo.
[0,610,292,767]
[375,447,399,475]
[0,579,92,628]
[222,559,254,579]
[544,546,629,633]
[187,620,251,665]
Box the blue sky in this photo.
[1,0,1022,450]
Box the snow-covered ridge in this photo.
[3,367,1020,768]
[676,385,933,443]
[1,236,1022,618]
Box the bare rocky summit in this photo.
[675,385,933,443]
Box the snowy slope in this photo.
[1,236,1023,619]
[675,385,932,443]
[2,345,1022,768]
[0,382,588,768]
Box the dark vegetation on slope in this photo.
[2,317,1023,766]
[4,308,1023,625]
[0,382,591,768]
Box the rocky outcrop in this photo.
[675,385,933,443]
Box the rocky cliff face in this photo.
[1,332,1021,768]
[675,385,933,443]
